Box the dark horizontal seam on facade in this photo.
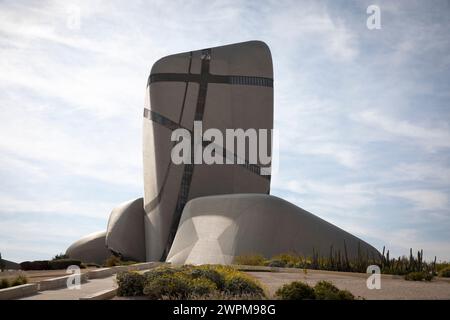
[148,73,273,87]
[143,108,271,181]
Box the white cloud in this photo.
[292,142,361,168]
[0,194,115,220]
[382,189,449,211]
[267,2,358,60]
[356,110,450,151]
[389,163,450,185]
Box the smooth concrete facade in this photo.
[65,41,381,266]
[66,231,111,265]
[167,194,380,265]
[106,198,146,262]
[143,41,274,261]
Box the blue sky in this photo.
[0,0,449,262]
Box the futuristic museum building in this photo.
[66,41,380,265]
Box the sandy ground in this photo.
[0,268,96,283]
[246,270,450,300]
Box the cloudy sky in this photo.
[1,0,449,262]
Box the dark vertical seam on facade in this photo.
[162,49,211,260]
[178,52,193,124]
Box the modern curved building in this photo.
[105,198,146,262]
[66,41,380,265]
[167,194,379,265]
[66,230,111,265]
[143,41,274,261]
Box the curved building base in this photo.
[106,198,146,262]
[166,194,380,265]
[66,230,111,265]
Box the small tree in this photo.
[52,253,69,260]
[0,252,5,272]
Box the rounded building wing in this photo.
[166,194,380,265]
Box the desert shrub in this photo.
[84,263,101,268]
[48,259,82,270]
[190,266,225,290]
[144,266,179,282]
[190,278,217,296]
[314,281,354,300]
[0,252,5,272]
[405,271,433,281]
[116,271,145,296]
[275,281,315,300]
[272,253,304,268]
[267,259,286,268]
[52,253,69,260]
[233,254,266,266]
[117,265,265,299]
[337,289,356,300]
[20,260,50,270]
[223,275,265,298]
[10,275,28,287]
[105,255,121,267]
[439,266,450,278]
[104,255,137,267]
[0,278,9,289]
[143,273,191,299]
[19,259,80,270]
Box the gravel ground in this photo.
[246,270,450,300]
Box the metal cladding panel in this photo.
[143,41,274,261]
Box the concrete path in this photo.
[247,270,450,300]
[20,276,117,300]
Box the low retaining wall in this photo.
[79,288,118,300]
[87,267,116,279]
[87,262,163,279]
[1,261,167,300]
[38,273,89,291]
[0,283,38,300]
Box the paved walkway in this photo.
[247,270,450,300]
[21,276,117,300]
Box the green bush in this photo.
[104,255,137,267]
[116,271,145,296]
[439,266,450,278]
[223,275,264,297]
[52,253,69,260]
[275,280,354,300]
[275,281,315,300]
[233,254,266,266]
[272,253,304,268]
[144,266,178,282]
[19,259,81,270]
[20,260,50,270]
[84,263,101,268]
[190,278,217,296]
[314,281,354,300]
[104,255,121,267]
[267,259,286,268]
[190,266,225,290]
[118,265,265,299]
[0,252,5,272]
[11,275,28,286]
[48,259,82,270]
[0,278,9,289]
[143,273,191,299]
[405,272,433,281]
